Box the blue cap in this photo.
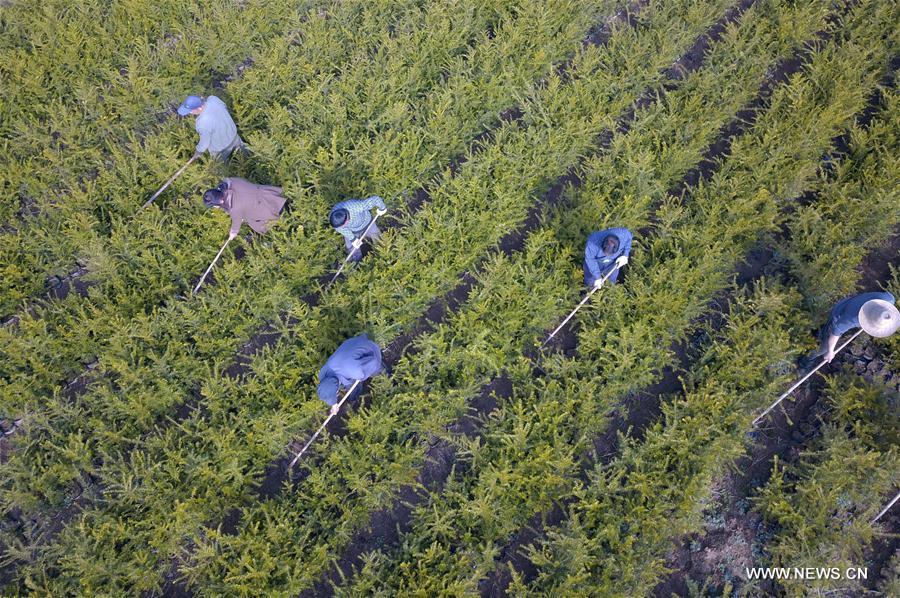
[177,95,203,116]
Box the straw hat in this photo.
[858,299,900,338]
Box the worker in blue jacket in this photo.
[317,334,384,415]
[584,227,632,288]
[803,291,898,367]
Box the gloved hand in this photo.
[376,208,387,216]
[351,238,363,250]
[593,277,605,289]
[329,403,341,417]
[615,255,629,268]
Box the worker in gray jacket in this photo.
[317,334,384,415]
[329,196,387,261]
[802,291,898,367]
[202,178,286,239]
[178,95,243,159]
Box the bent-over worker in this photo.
[178,95,243,159]
[803,291,898,366]
[202,178,286,239]
[584,227,632,288]
[329,196,387,262]
[317,334,384,416]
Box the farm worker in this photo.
[317,333,384,416]
[328,196,387,262]
[202,178,286,240]
[803,292,898,366]
[178,95,244,159]
[584,227,633,288]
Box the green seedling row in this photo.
[516,6,898,592]
[0,0,520,404]
[329,0,844,592]
[754,375,900,597]
[2,0,897,594]
[1,0,736,594]
[2,0,620,593]
[515,282,805,595]
[0,0,593,483]
[0,0,522,315]
[0,0,318,213]
[0,0,333,308]
[781,80,900,313]
[1,0,610,515]
[162,0,780,593]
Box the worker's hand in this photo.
[192,151,202,161]
[823,349,835,364]
[376,208,387,216]
[228,231,238,240]
[615,255,629,268]
[351,238,363,250]
[593,277,605,289]
[329,403,341,417]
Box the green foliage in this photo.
[2,0,898,594]
[781,79,900,313]
[516,284,802,596]
[512,0,899,591]
[333,0,838,591]
[0,0,322,311]
[3,0,622,593]
[753,376,900,597]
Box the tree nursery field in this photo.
[1,0,898,595]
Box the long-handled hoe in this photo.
[142,153,199,209]
[325,208,389,290]
[192,233,235,295]
[752,329,864,426]
[872,489,900,525]
[542,266,618,347]
[289,379,362,468]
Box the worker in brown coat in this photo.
[202,177,286,239]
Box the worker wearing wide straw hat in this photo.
[804,291,898,367]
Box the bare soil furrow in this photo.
[202,1,648,498]
[483,13,887,594]
[152,4,649,594]
[649,61,899,595]
[652,231,900,596]
[289,1,770,593]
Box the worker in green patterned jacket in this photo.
[328,196,387,261]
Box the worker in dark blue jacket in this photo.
[317,334,384,415]
[804,291,898,366]
[584,227,632,288]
